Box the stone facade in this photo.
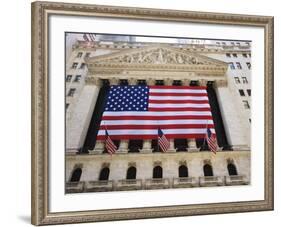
[65,37,251,193]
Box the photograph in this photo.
[31,2,273,224]
[65,33,252,193]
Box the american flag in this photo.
[158,128,170,152]
[105,129,117,155]
[97,85,216,140]
[206,127,218,154]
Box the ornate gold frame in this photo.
[31,1,274,225]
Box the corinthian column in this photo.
[140,140,153,153]
[167,139,176,152]
[117,140,129,153]
[187,138,200,152]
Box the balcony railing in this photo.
[116,179,143,190]
[173,177,198,188]
[145,178,170,190]
[66,181,85,193]
[225,175,249,185]
[84,180,113,192]
[199,176,224,187]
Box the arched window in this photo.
[99,167,110,181]
[153,166,163,179]
[126,166,137,179]
[203,164,213,176]
[227,163,238,176]
[70,168,82,182]
[179,165,188,177]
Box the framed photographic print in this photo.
[31,1,274,225]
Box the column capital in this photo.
[85,76,103,87]
[128,78,138,85]
[108,77,119,85]
[164,78,173,85]
[199,79,208,86]
[146,78,155,86]
[182,79,191,86]
[214,79,227,88]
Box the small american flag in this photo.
[158,128,170,152]
[206,128,218,154]
[105,129,117,155]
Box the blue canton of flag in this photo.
[105,85,149,111]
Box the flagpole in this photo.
[202,120,209,150]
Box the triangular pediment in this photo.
[87,45,227,67]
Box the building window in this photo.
[216,42,220,46]
[74,75,81,82]
[99,167,110,181]
[126,166,137,180]
[222,42,226,46]
[179,165,188,178]
[243,100,250,109]
[231,41,235,45]
[234,77,240,84]
[85,52,91,58]
[66,103,70,109]
[68,88,76,97]
[153,166,163,179]
[155,80,164,85]
[79,63,86,69]
[242,53,248,58]
[128,140,142,153]
[76,52,83,58]
[66,75,72,82]
[70,168,82,182]
[226,53,231,57]
[239,89,245,96]
[242,77,248,84]
[173,80,182,86]
[249,118,251,123]
[236,62,242,69]
[71,62,78,69]
[249,53,251,58]
[203,164,213,176]
[137,80,147,85]
[236,42,240,46]
[227,163,238,176]
[232,53,237,58]
[246,62,251,69]
[229,62,235,70]
[247,89,251,96]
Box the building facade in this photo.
[65,37,251,193]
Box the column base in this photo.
[140,148,153,153]
[166,149,177,153]
[89,149,104,155]
[187,148,200,152]
[116,149,128,154]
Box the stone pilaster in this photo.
[66,77,102,152]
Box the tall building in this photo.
[65,36,251,193]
